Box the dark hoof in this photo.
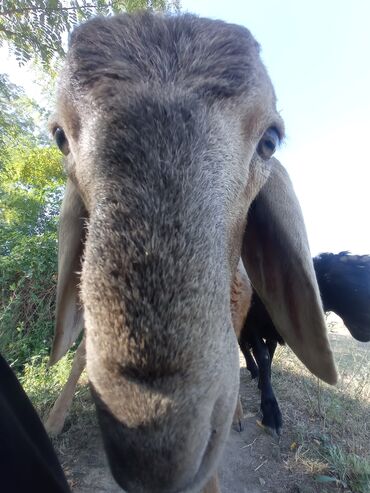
[261,397,282,436]
[232,418,245,433]
[264,425,281,438]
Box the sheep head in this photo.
[50,13,336,493]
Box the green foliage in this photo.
[0,0,180,68]
[0,145,64,235]
[0,75,63,371]
[0,140,63,371]
[20,353,74,417]
[0,232,58,371]
[0,73,47,153]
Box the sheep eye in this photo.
[53,127,69,155]
[257,127,280,160]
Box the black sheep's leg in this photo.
[251,335,282,435]
[266,338,277,379]
[245,347,259,379]
[239,331,259,379]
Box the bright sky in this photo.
[2,1,370,256]
[182,0,370,256]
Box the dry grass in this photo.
[271,316,370,492]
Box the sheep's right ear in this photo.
[49,179,86,365]
[242,159,338,385]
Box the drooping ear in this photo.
[242,159,338,385]
[49,179,87,365]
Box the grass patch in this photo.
[318,444,370,493]
[272,320,370,492]
[19,351,75,418]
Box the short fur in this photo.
[315,252,370,342]
[50,12,336,493]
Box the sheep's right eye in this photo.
[53,127,70,155]
[257,127,280,160]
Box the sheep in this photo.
[0,353,71,492]
[239,251,370,435]
[48,12,338,493]
[314,252,370,342]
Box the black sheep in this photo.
[239,251,370,435]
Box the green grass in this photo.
[318,444,370,493]
[19,352,75,419]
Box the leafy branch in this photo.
[0,1,179,68]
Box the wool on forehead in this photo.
[63,12,263,100]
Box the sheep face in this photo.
[51,13,284,493]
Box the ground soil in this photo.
[60,380,310,493]
[56,323,369,493]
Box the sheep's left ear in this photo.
[49,179,86,365]
[242,159,338,385]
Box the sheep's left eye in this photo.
[257,127,280,160]
[53,127,70,155]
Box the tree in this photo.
[0,73,42,150]
[0,73,57,237]
[0,0,180,68]
[0,75,63,370]
[0,73,63,370]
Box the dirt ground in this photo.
[60,374,309,493]
[56,323,369,493]
[58,371,323,493]
[63,415,294,493]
